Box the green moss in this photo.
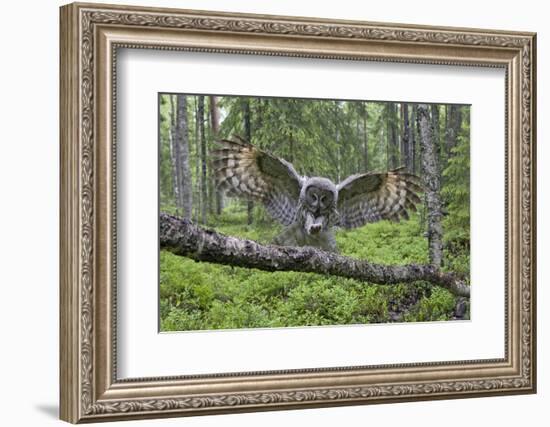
[159,205,469,331]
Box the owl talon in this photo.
[308,223,322,235]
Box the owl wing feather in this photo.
[337,167,423,229]
[212,137,304,226]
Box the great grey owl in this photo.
[213,136,423,252]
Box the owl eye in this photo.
[306,188,318,202]
[321,193,332,205]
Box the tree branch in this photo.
[160,213,470,298]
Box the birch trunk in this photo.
[175,94,192,219]
[198,96,208,225]
[209,95,224,215]
[417,104,444,268]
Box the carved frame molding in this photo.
[60,2,536,423]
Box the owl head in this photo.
[299,177,339,235]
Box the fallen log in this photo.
[160,213,470,298]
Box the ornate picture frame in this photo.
[60,2,536,423]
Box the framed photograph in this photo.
[60,2,536,423]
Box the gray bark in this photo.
[417,104,444,268]
[431,104,441,168]
[198,96,207,225]
[209,96,224,216]
[159,213,470,297]
[169,96,180,213]
[243,99,254,225]
[363,102,368,171]
[193,100,200,223]
[386,103,399,169]
[410,106,417,174]
[334,101,341,182]
[401,103,410,171]
[445,105,463,157]
[175,95,192,219]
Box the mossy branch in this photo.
[160,213,470,298]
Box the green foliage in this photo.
[160,212,461,331]
[441,119,470,275]
[337,218,428,263]
[403,288,457,322]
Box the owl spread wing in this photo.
[336,168,423,229]
[212,137,304,226]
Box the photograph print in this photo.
[159,94,471,332]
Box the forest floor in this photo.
[160,203,470,332]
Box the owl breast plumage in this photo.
[212,137,423,252]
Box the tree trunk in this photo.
[401,103,410,172]
[410,105,417,174]
[169,95,180,213]
[198,96,208,225]
[209,96,223,215]
[193,100,200,223]
[431,104,440,169]
[334,101,341,182]
[363,103,368,171]
[445,105,463,157]
[381,126,386,170]
[160,213,470,297]
[289,131,294,163]
[175,94,192,219]
[417,104,444,268]
[243,99,254,225]
[387,103,399,169]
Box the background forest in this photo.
[159,94,471,331]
